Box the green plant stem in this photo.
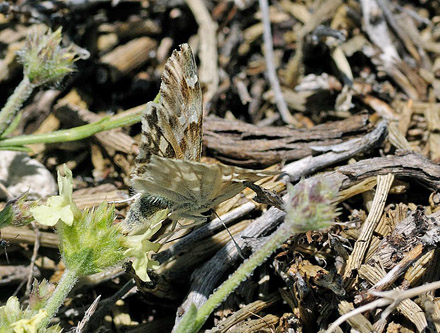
[0,76,35,137]
[0,145,31,152]
[0,105,143,148]
[3,111,23,137]
[40,267,78,329]
[190,222,292,332]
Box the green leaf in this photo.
[0,203,14,228]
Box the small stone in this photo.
[0,151,57,200]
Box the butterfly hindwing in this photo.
[132,155,274,221]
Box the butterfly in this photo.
[125,44,277,235]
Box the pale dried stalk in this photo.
[208,293,280,332]
[388,121,413,150]
[1,226,58,248]
[74,295,101,333]
[424,104,440,160]
[337,301,374,333]
[343,174,395,277]
[100,37,156,81]
[357,258,427,332]
[404,250,436,284]
[185,0,219,109]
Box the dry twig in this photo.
[258,0,294,125]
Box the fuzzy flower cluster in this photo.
[30,165,166,281]
[17,27,77,87]
[31,166,125,276]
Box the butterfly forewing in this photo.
[136,44,202,168]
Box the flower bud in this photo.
[0,193,36,228]
[285,176,341,233]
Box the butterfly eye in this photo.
[201,209,215,217]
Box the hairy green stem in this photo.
[190,222,292,332]
[0,106,143,148]
[3,111,23,137]
[40,267,78,329]
[0,77,35,137]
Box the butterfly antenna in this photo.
[4,247,9,264]
[213,211,245,260]
[109,193,140,205]
[243,181,284,210]
[162,232,188,244]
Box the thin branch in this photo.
[25,222,40,296]
[326,280,440,332]
[259,0,296,125]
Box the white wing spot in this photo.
[186,74,198,89]
[159,137,169,153]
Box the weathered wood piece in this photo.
[203,113,370,167]
[100,37,156,82]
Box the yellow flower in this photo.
[31,196,73,226]
[31,166,75,227]
[123,209,168,282]
[10,309,47,333]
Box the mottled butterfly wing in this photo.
[136,43,202,168]
[132,155,275,223]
